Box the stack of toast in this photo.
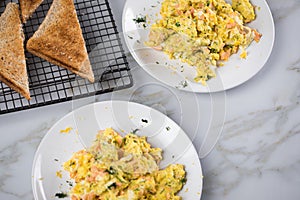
[0,0,94,100]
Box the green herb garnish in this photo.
[105,166,116,175]
[131,128,139,134]
[107,182,117,190]
[210,48,218,53]
[206,0,210,6]
[180,80,188,88]
[133,16,146,24]
[141,118,148,123]
[207,75,214,80]
[66,180,73,187]
[55,192,68,198]
[175,22,181,27]
[180,178,187,184]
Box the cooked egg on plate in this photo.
[32,101,203,200]
[122,0,274,92]
[64,128,187,200]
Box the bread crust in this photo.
[0,3,30,100]
[26,0,94,83]
[20,0,44,23]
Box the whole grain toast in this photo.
[20,0,44,23]
[0,3,30,100]
[26,0,94,83]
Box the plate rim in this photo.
[32,100,203,200]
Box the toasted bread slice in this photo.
[26,0,94,83]
[0,3,30,100]
[20,0,44,23]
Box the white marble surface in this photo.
[1,0,300,199]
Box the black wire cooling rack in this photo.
[0,0,133,114]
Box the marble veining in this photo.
[288,57,300,73]
[0,119,58,199]
[268,0,300,22]
[1,0,300,199]
[202,90,300,199]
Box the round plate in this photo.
[32,101,203,200]
[122,0,275,93]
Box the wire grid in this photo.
[0,0,133,114]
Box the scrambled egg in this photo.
[63,128,186,200]
[60,127,73,134]
[232,0,256,23]
[146,0,262,85]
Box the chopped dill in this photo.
[133,16,146,24]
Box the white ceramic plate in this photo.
[32,101,203,200]
[122,0,275,93]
